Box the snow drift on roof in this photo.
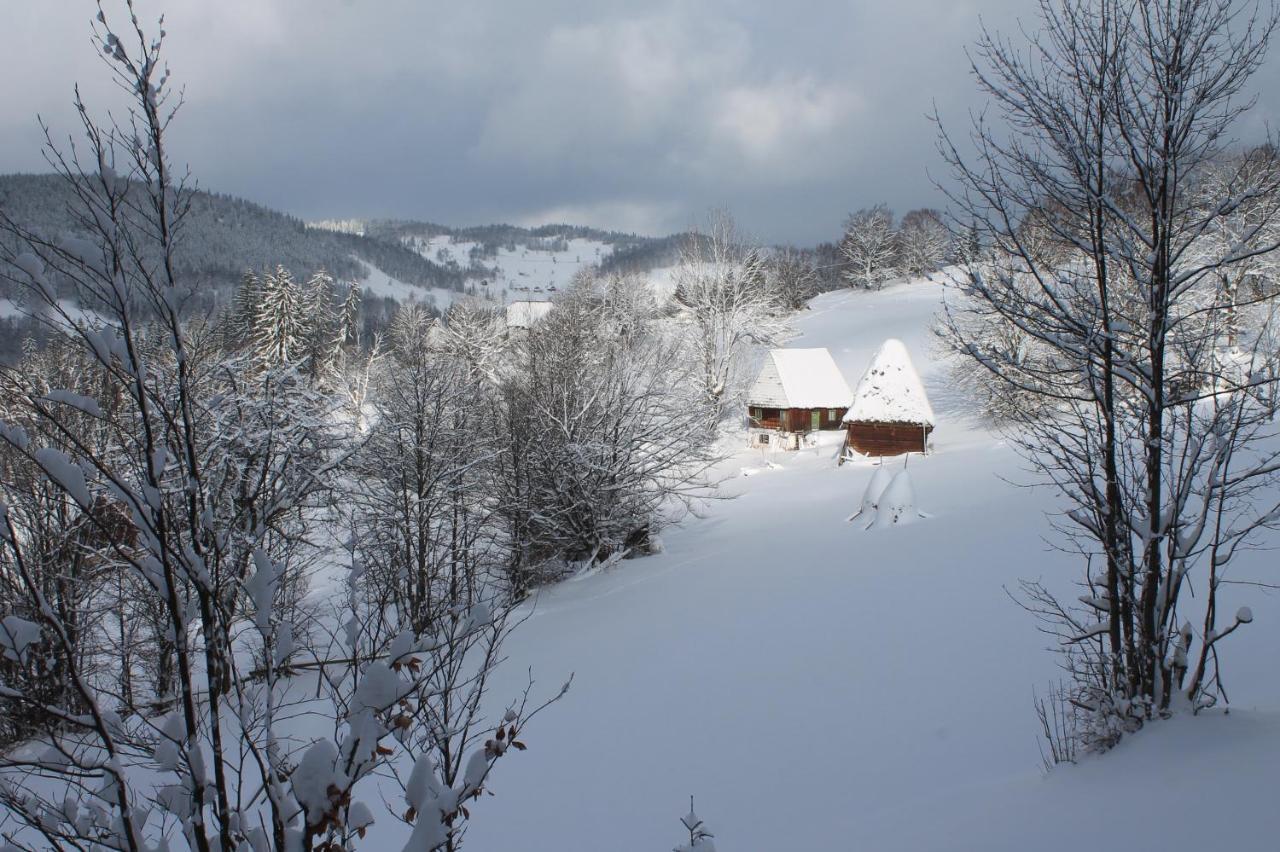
[505,300,553,329]
[747,348,852,409]
[844,339,934,425]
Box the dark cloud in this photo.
[3,1,1278,244]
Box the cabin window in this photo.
[757,432,770,446]
[828,409,839,421]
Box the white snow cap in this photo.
[505,300,553,329]
[844,339,934,425]
[748,348,853,409]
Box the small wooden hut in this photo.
[842,339,934,459]
[746,348,852,446]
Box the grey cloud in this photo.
[3,1,1278,244]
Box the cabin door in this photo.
[810,410,821,431]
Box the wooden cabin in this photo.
[746,348,852,447]
[842,339,934,459]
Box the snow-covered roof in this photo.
[505,300,553,329]
[844,339,934,425]
[747,348,853,409]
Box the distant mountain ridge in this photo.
[0,174,465,304]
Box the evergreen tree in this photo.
[253,265,302,367]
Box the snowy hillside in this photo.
[351,258,459,311]
[408,280,1280,851]
[405,234,613,304]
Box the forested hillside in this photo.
[0,173,463,300]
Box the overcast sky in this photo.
[3,1,1278,244]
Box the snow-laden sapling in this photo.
[674,797,717,852]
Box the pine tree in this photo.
[252,265,302,367]
[229,270,263,350]
[298,270,337,384]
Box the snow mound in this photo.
[871,469,918,528]
[844,339,934,425]
[748,348,852,409]
[853,464,893,520]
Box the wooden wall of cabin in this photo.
[749,406,848,432]
[844,421,932,456]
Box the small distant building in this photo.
[505,299,553,331]
[746,348,852,447]
[842,339,934,459]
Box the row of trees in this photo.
[838,206,953,289]
[939,0,1280,755]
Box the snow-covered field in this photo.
[406,281,1280,851]
[415,235,612,303]
[351,259,460,310]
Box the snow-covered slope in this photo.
[411,235,612,304]
[352,258,458,310]
[428,280,1280,851]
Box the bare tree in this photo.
[896,208,953,277]
[495,278,718,585]
[673,212,790,424]
[937,0,1280,752]
[765,247,821,310]
[839,204,899,289]
[0,5,560,850]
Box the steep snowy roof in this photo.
[844,339,934,425]
[505,300,553,329]
[747,348,853,409]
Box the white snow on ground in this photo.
[350,258,458,310]
[378,279,1279,852]
[0,297,109,328]
[845,337,935,424]
[414,235,613,303]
